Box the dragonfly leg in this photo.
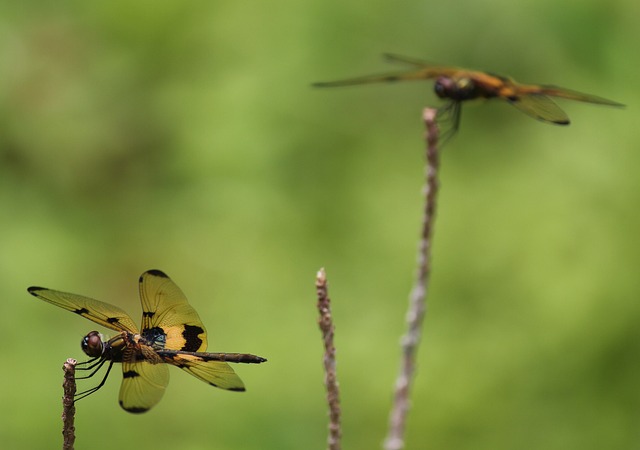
[74,360,115,402]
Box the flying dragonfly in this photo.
[28,269,266,413]
[313,54,624,135]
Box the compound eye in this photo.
[81,331,104,358]
[434,77,454,99]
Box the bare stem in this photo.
[384,108,440,450]
[316,268,342,450]
[62,358,77,450]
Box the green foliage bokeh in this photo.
[1,1,638,449]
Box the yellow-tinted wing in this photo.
[119,356,170,413]
[27,286,138,333]
[537,85,624,107]
[162,352,246,391]
[508,84,624,124]
[507,94,571,125]
[313,54,460,88]
[138,270,208,352]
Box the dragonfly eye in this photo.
[81,331,105,358]
[434,77,454,98]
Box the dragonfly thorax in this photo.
[141,326,167,350]
[434,76,479,101]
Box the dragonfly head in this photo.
[434,76,477,101]
[81,331,105,358]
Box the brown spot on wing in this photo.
[27,286,139,333]
[181,325,205,352]
[138,270,209,352]
[119,360,169,413]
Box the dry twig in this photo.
[384,108,440,450]
[316,268,342,450]
[62,358,77,450]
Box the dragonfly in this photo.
[28,269,266,413]
[313,54,624,135]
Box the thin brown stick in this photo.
[62,358,77,450]
[384,108,440,450]
[316,268,342,450]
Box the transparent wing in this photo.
[27,286,138,333]
[138,270,208,352]
[539,85,624,107]
[162,352,246,391]
[383,53,443,67]
[313,55,459,88]
[119,358,170,413]
[508,94,570,125]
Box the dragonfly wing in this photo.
[27,287,138,333]
[540,85,624,107]
[138,270,208,352]
[383,53,439,67]
[313,57,459,87]
[119,358,170,413]
[508,94,570,125]
[312,70,439,87]
[161,352,246,391]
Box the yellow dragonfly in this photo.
[28,270,266,413]
[314,54,624,134]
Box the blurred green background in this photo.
[1,1,638,449]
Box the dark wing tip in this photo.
[143,269,169,279]
[120,404,150,414]
[603,100,626,108]
[210,382,246,392]
[27,286,45,294]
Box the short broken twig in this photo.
[384,108,440,450]
[62,358,77,450]
[316,268,342,450]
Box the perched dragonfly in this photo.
[28,269,266,413]
[314,54,623,134]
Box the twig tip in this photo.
[316,267,327,287]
